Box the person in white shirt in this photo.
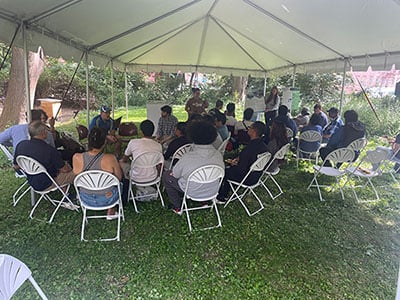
[119,120,162,183]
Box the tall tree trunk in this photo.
[0,47,44,130]
[232,76,247,101]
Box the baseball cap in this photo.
[100,105,111,113]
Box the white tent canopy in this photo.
[1,0,400,76]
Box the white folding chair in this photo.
[0,254,48,300]
[181,165,225,232]
[307,148,355,201]
[344,148,388,202]
[168,143,192,170]
[296,130,322,168]
[16,155,78,223]
[385,147,400,184]
[74,170,124,241]
[128,151,164,213]
[217,132,231,155]
[286,127,294,142]
[0,144,31,206]
[261,143,291,200]
[224,152,271,216]
[347,137,368,159]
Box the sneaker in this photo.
[61,202,79,210]
[106,213,119,221]
[171,208,182,215]
[215,198,227,205]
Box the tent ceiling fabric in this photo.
[1,0,400,76]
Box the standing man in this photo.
[185,87,208,118]
[322,107,344,143]
[156,105,178,145]
[14,121,75,191]
[89,105,121,157]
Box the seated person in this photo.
[155,105,178,145]
[293,107,311,129]
[163,121,224,214]
[163,122,190,167]
[0,109,54,151]
[209,99,223,115]
[377,133,400,173]
[225,102,237,130]
[89,105,121,157]
[214,111,229,141]
[202,114,223,150]
[297,113,323,156]
[322,107,343,143]
[13,121,75,192]
[234,107,254,145]
[73,127,122,218]
[313,103,329,129]
[119,120,162,183]
[264,119,290,172]
[216,121,268,203]
[319,110,366,164]
[265,105,297,144]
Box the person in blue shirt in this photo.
[89,105,121,157]
[0,109,55,151]
[322,107,343,143]
[313,103,329,129]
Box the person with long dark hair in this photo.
[264,86,280,127]
[266,119,289,172]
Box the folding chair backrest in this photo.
[74,170,120,191]
[347,137,367,152]
[286,127,293,140]
[250,152,272,172]
[217,132,231,154]
[184,165,224,199]
[325,148,355,165]
[132,151,164,169]
[76,125,89,141]
[0,254,48,300]
[364,149,388,166]
[170,144,193,169]
[16,155,47,176]
[0,144,14,161]
[299,130,322,143]
[274,143,291,160]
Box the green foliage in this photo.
[343,94,400,136]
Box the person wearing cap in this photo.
[293,107,311,129]
[89,105,121,157]
[312,103,329,129]
[185,87,209,119]
[322,107,344,143]
[155,105,178,145]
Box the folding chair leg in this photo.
[156,183,165,207]
[13,181,31,206]
[128,181,139,213]
[335,178,345,200]
[29,194,45,219]
[81,207,87,241]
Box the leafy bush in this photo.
[343,94,400,136]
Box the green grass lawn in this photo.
[1,106,399,299]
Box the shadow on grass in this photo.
[1,155,399,299]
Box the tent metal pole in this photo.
[292,65,297,87]
[339,60,347,115]
[263,73,267,97]
[124,65,128,120]
[85,52,89,127]
[111,60,114,119]
[23,22,36,206]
